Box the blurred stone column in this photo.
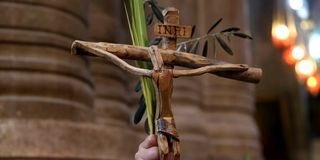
[197,0,263,159]
[88,0,136,159]
[0,0,98,159]
[172,76,209,160]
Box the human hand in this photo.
[135,135,159,160]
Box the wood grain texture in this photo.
[72,40,262,83]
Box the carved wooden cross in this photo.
[71,7,262,160]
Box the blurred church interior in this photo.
[0,0,319,160]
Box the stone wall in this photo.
[0,0,134,159]
[87,0,138,159]
[0,0,94,158]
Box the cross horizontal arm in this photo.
[173,64,248,78]
[71,40,262,83]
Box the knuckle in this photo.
[147,147,160,160]
[134,152,139,160]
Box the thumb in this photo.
[140,135,158,149]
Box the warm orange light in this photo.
[272,24,296,48]
[283,46,306,65]
[307,76,318,88]
[271,11,297,48]
[306,75,320,96]
[292,46,305,60]
[283,48,296,65]
[295,59,317,78]
[274,25,290,40]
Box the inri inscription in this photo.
[154,24,192,38]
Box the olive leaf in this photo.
[134,81,141,92]
[134,95,146,124]
[221,27,240,33]
[146,13,153,25]
[233,32,253,40]
[212,37,217,58]
[183,43,187,52]
[227,35,231,42]
[207,18,222,34]
[176,44,183,51]
[147,0,158,4]
[191,25,196,38]
[148,37,162,46]
[147,1,164,23]
[202,40,208,57]
[189,39,200,54]
[144,0,158,5]
[216,36,233,55]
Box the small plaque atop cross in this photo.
[154,24,192,39]
[154,7,192,50]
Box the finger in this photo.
[135,152,140,160]
[140,135,158,149]
[135,152,145,160]
[140,146,159,160]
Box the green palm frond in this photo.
[124,0,156,134]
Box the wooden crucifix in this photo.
[71,7,262,160]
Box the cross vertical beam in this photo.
[153,7,187,160]
[163,7,179,50]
